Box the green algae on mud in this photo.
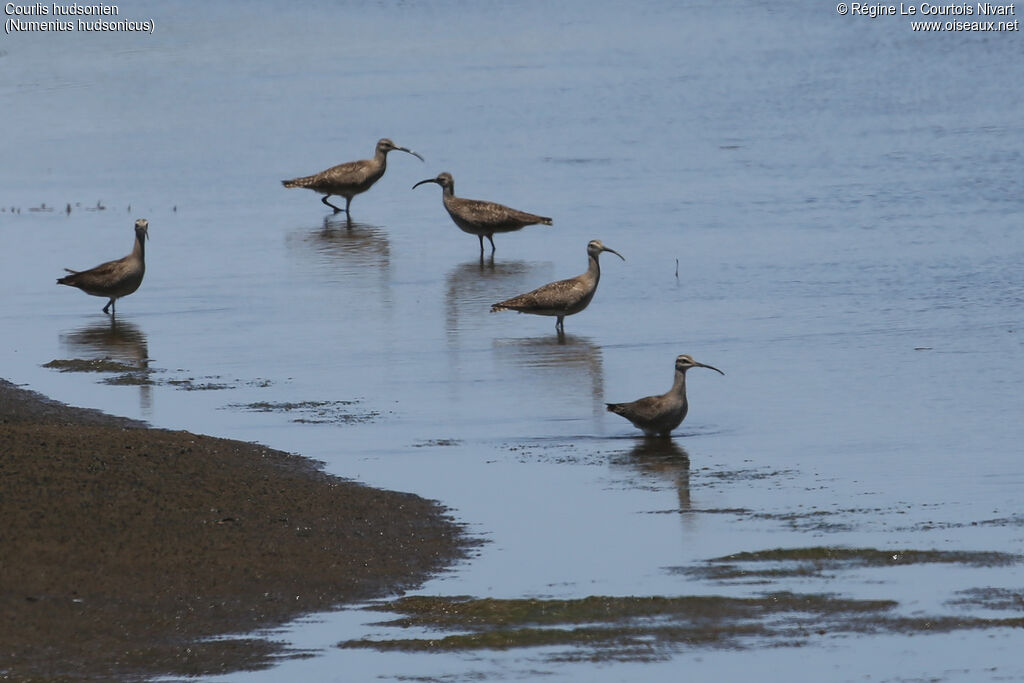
[43,357,277,392]
[949,587,1024,611]
[227,399,382,424]
[717,547,1020,565]
[678,546,1022,582]
[340,548,1024,660]
[44,358,139,374]
[338,592,898,659]
[365,593,896,627]
[340,589,1024,659]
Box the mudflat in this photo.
[0,378,469,681]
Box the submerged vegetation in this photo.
[340,592,896,659]
[44,358,139,374]
[44,357,274,392]
[340,547,1024,661]
[227,399,381,424]
[678,546,1022,582]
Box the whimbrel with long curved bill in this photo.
[413,172,552,254]
[58,218,149,315]
[606,355,724,438]
[491,239,623,332]
[283,138,424,218]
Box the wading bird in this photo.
[606,354,724,438]
[283,138,423,219]
[491,239,623,332]
[58,218,149,315]
[413,172,551,254]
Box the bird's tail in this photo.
[605,403,622,414]
[490,303,509,313]
[282,175,316,189]
[539,216,553,226]
[57,268,79,285]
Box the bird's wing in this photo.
[324,159,373,184]
[60,258,127,284]
[495,277,587,312]
[452,198,548,230]
[608,395,662,417]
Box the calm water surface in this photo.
[2,2,1023,681]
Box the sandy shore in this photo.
[0,379,470,681]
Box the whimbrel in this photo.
[58,218,149,315]
[282,138,423,218]
[413,172,552,254]
[491,240,623,332]
[606,355,724,438]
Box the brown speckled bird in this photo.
[606,355,724,438]
[491,239,623,332]
[58,218,149,315]
[413,172,552,254]
[283,138,423,218]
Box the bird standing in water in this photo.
[606,354,724,438]
[283,138,424,220]
[413,172,552,255]
[58,218,149,315]
[491,239,623,332]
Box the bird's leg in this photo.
[486,234,496,252]
[321,194,344,213]
[103,298,114,315]
[555,316,564,332]
[477,235,485,255]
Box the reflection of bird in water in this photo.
[492,333,605,415]
[491,240,623,334]
[58,218,148,315]
[607,355,724,438]
[615,439,692,512]
[286,220,393,320]
[444,259,538,338]
[413,172,552,255]
[287,219,391,273]
[61,318,149,366]
[60,317,152,415]
[282,138,424,221]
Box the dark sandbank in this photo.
[0,379,470,681]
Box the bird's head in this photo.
[675,354,724,375]
[378,138,424,161]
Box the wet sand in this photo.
[0,378,470,681]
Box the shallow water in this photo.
[3,1,1024,681]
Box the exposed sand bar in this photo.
[0,378,469,681]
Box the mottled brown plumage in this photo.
[607,355,724,438]
[58,219,149,315]
[491,239,623,332]
[413,172,552,254]
[283,138,423,218]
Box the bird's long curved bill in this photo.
[412,178,437,189]
[398,147,425,162]
[697,362,725,375]
[603,246,626,261]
